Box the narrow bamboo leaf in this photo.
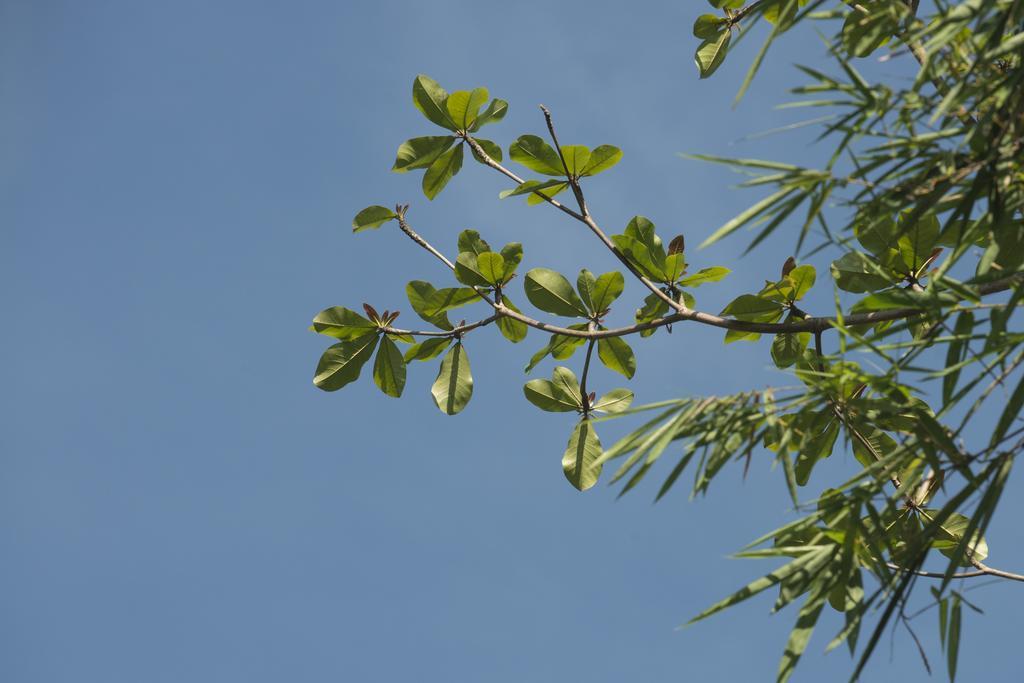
[777,583,829,683]
[943,312,974,405]
[989,371,1024,449]
[372,335,406,397]
[431,342,473,415]
[598,337,637,379]
[422,143,463,200]
[699,187,795,248]
[948,596,961,682]
[562,419,603,491]
[524,268,589,317]
[352,206,397,233]
[313,333,379,391]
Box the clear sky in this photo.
[2,1,1021,681]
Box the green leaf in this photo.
[526,181,569,206]
[498,179,566,199]
[948,596,961,682]
[404,337,451,362]
[406,281,480,329]
[926,510,990,566]
[777,581,829,683]
[855,214,901,265]
[523,325,588,372]
[312,306,378,340]
[431,342,473,415]
[422,143,464,199]
[552,366,583,406]
[598,337,636,379]
[523,375,581,412]
[693,14,726,39]
[576,269,598,314]
[677,266,730,288]
[581,145,622,176]
[392,136,456,173]
[591,271,625,313]
[496,296,528,343]
[372,335,406,397]
[943,311,974,404]
[611,234,667,281]
[560,145,590,176]
[787,265,816,300]
[592,388,634,414]
[313,333,379,392]
[411,74,456,130]
[457,229,491,256]
[476,252,506,285]
[524,268,589,317]
[897,212,940,275]
[352,205,397,233]
[454,251,493,288]
[499,243,523,278]
[470,98,508,130]
[772,331,810,369]
[841,2,903,58]
[445,87,489,130]
[722,294,786,321]
[469,138,503,164]
[509,135,564,176]
[562,419,604,491]
[831,251,894,293]
[695,29,731,79]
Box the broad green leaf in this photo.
[787,264,816,300]
[591,388,634,414]
[693,14,726,39]
[457,229,491,256]
[695,29,731,79]
[722,294,785,320]
[352,205,397,233]
[431,342,473,415]
[406,280,480,329]
[422,143,464,199]
[476,252,506,285]
[392,136,456,173]
[855,213,900,264]
[404,337,451,362]
[523,377,580,413]
[552,366,583,406]
[926,510,990,566]
[312,306,377,340]
[496,296,528,343]
[897,212,940,274]
[454,251,493,288]
[611,234,668,281]
[498,179,566,199]
[372,334,406,397]
[509,135,564,176]
[678,266,730,288]
[560,145,590,176]
[708,0,744,8]
[635,291,670,337]
[470,98,508,130]
[581,145,622,176]
[524,268,589,317]
[500,243,523,278]
[313,333,379,391]
[794,419,839,485]
[411,74,456,130]
[763,0,808,26]
[598,336,636,379]
[772,331,810,368]
[591,271,625,313]
[562,419,604,491]
[446,87,489,130]
[831,251,894,293]
[576,269,598,314]
[525,181,569,206]
[469,138,503,164]
[523,324,588,372]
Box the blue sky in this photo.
[2,1,1021,681]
